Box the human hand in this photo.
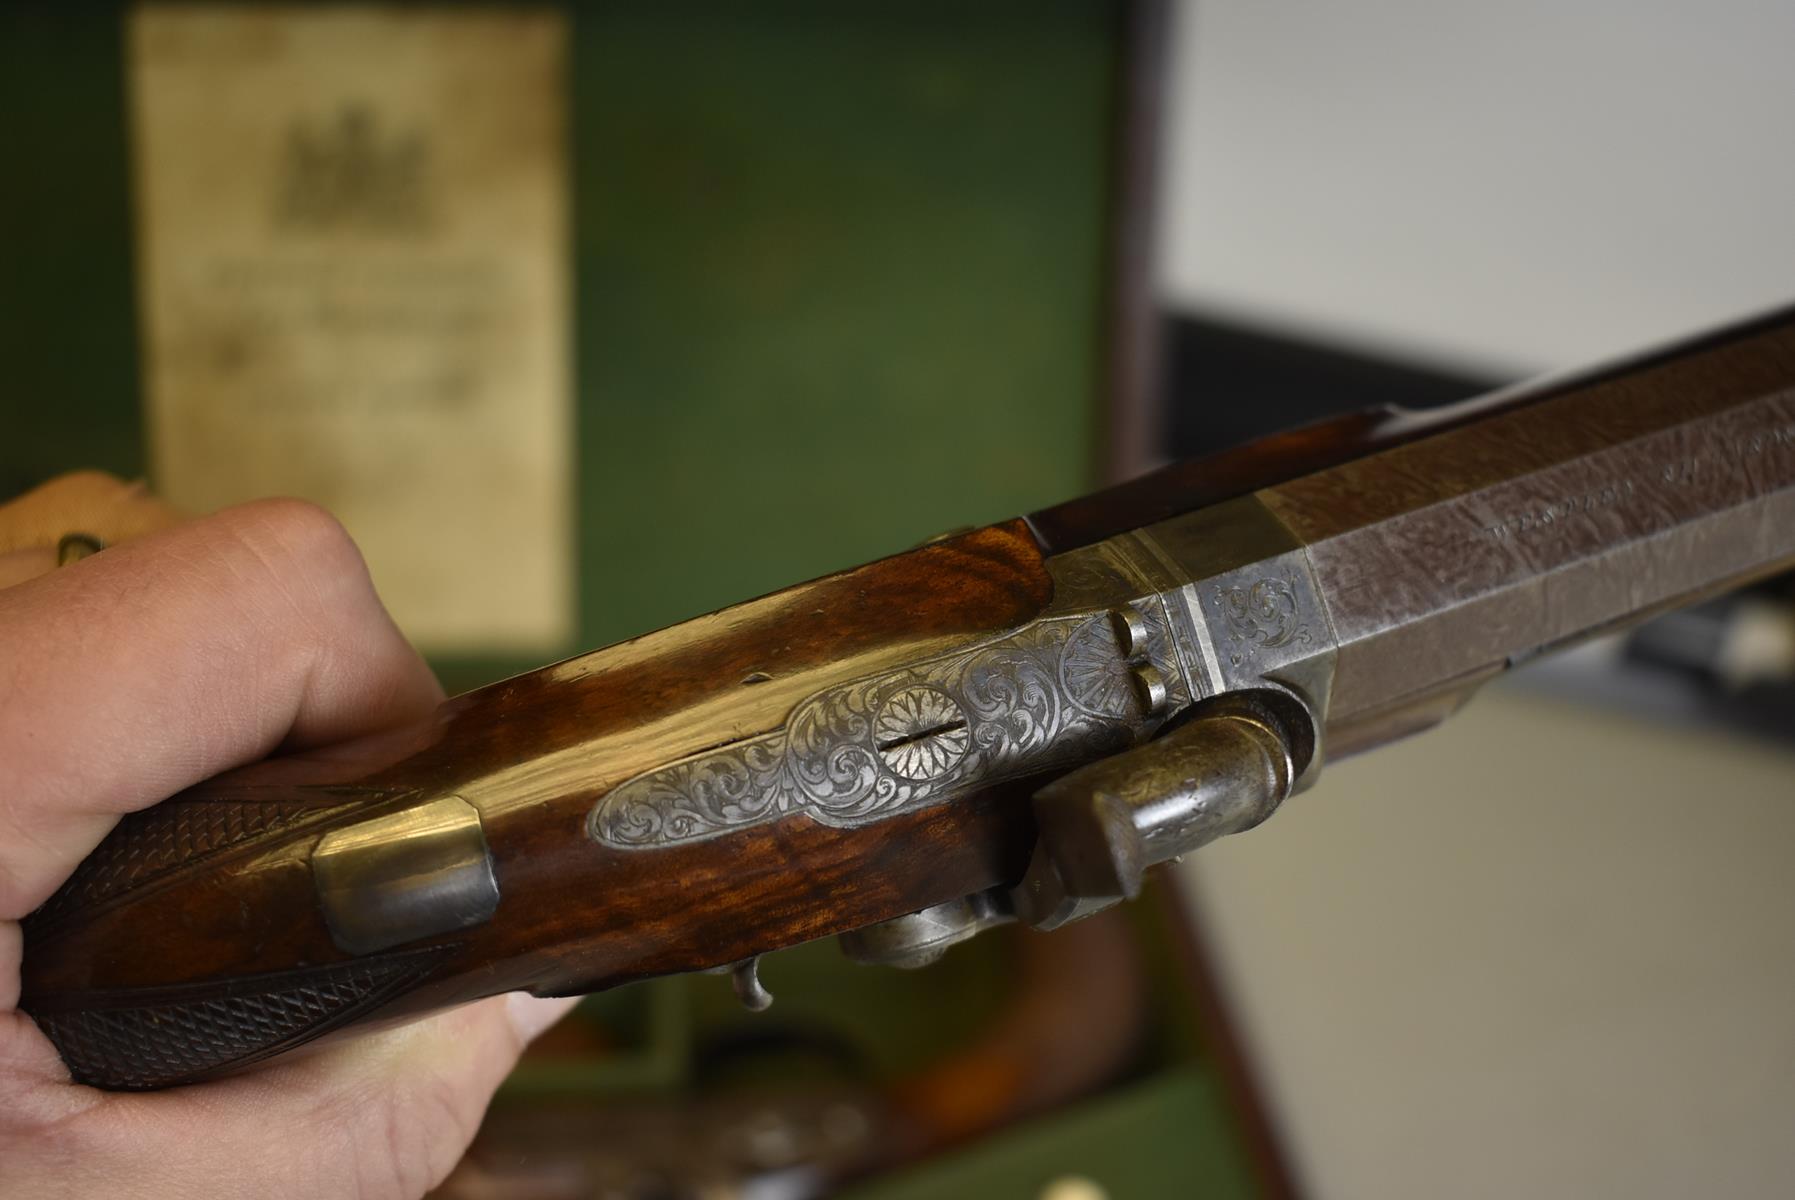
[0,486,575,1198]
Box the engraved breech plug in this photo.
[1009,694,1304,930]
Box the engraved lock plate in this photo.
[312,795,500,956]
[588,578,1194,849]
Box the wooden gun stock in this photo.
[22,306,1795,1090]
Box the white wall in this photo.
[1178,685,1795,1200]
[1160,0,1795,374]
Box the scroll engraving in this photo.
[1185,549,1333,689]
[591,606,1189,848]
[1214,576,1311,657]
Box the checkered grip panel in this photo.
[29,952,435,1091]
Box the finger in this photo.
[5,991,580,1200]
[0,497,442,920]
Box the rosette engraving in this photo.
[874,687,971,779]
[1059,614,1138,717]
